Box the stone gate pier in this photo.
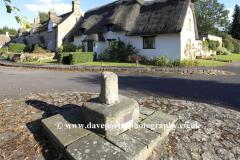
[41,71,178,160]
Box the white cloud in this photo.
[227,8,234,21]
[33,0,62,5]
[24,3,85,16]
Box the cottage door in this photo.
[88,41,93,52]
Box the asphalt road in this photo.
[0,66,240,111]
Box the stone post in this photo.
[98,71,119,105]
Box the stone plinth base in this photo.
[82,95,139,136]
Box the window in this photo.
[79,28,85,34]
[187,18,191,30]
[108,25,114,31]
[18,33,22,38]
[143,36,155,49]
[48,42,52,50]
[48,20,53,32]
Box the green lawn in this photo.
[196,53,240,66]
[196,59,229,66]
[209,53,240,61]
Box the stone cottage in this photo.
[0,32,13,48]
[68,0,199,60]
[12,0,82,52]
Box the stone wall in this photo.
[7,53,55,62]
[58,13,81,48]
[12,28,57,52]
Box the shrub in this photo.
[23,56,38,62]
[69,52,96,65]
[76,45,85,52]
[63,43,76,52]
[9,43,26,53]
[0,48,7,53]
[108,38,139,62]
[57,53,71,64]
[23,46,31,53]
[125,54,142,63]
[205,38,220,51]
[228,39,240,54]
[180,59,199,67]
[32,47,46,54]
[223,39,234,52]
[98,49,109,60]
[57,45,63,53]
[46,49,51,53]
[0,52,8,59]
[216,47,230,55]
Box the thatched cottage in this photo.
[12,0,82,52]
[0,32,13,48]
[69,0,199,60]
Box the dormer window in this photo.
[48,20,53,32]
[79,28,85,34]
[108,24,114,31]
[18,33,22,38]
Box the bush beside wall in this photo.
[69,52,96,65]
[216,47,230,55]
[9,43,26,53]
[223,39,234,52]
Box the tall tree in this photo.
[231,5,240,40]
[194,0,230,35]
[38,11,49,23]
[0,26,18,35]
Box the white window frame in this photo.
[18,33,22,38]
[187,18,191,30]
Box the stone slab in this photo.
[65,133,127,160]
[139,113,147,120]
[82,95,139,136]
[41,111,91,153]
[139,106,155,116]
[125,128,161,148]
[106,133,147,160]
[141,111,178,136]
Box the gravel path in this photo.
[1,92,240,160]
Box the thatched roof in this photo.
[71,0,199,40]
[82,33,105,42]
[0,34,12,46]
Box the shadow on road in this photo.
[69,74,240,111]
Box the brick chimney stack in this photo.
[49,8,57,19]
[72,0,80,16]
[34,16,40,24]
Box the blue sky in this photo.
[0,0,239,31]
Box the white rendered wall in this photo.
[74,31,182,60]
[180,5,198,59]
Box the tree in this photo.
[38,11,49,23]
[231,5,240,40]
[3,0,31,31]
[194,0,230,35]
[0,26,18,35]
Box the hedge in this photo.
[57,53,72,64]
[9,43,26,53]
[69,52,97,65]
[0,48,7,53]
[216,47,230,55]
[223,39,234,52]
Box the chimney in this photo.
[6,32,9,37]
[72,0,81,16]
[49,8,57,19]
[34,16,40,24]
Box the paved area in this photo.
[0,92,240,160]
